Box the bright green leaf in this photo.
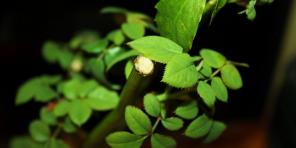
[122,23,145,40]
[211,77,228,102]
[69,99,92,126]
[125,106,152,135]
[162,54,198,88]
[221,64,243,90]
[204,121,226,143]
[86,87,120,111]
[69,31,100,49]
[106,131,145,148]
[200,62,212,77]
[53,100,70,117]
[40,107,57,125]
[107,30,125,45]
[143,93,161,117]
[34,85,57,102]
[161,117,183,131]
[185,114,213,138]
[127,36,183,63]
[246,0,257,21]
[78,80,98,98]
[151,133,176,148]
[61,79,81,100]
[124,60,133,79]
[16,78,40,105]
[155,0,206,50]
[197,81,216,107]
[107,50,139,70]
[29,120,50,142]
[175,100,198,120]
[200,49,226,68]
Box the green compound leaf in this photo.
[86,87,120,111]
[107,29,125,45]
[125,106,152,135]
[16,78,40,105]
[45,138,69,148]
[143,93,161,117]
[34,85,57,103]
[107,50,139,70]
[155,0,206,50]
[63,117,77,133]
[175,100,198,120]
[200,62,213,77]
[162,54,199,88]
[127,36,183,63]
[221,64,243,90]
[106,131,145,148]
[78,80,98,98]
[200,49,226,68]
[124,60,133,79]
[61,79,81,100]
[204,121,226,143]
[211,77,228,102]
[81,39,108,53]
[121,22,145,40]
[197,81,216,107]
[151,133,176,148]
[40,107,57,126]
[161,117,183,131]
[69,99,92,126]
[29,120,50,142]
[185,114,213,138]
[53,100,71,117]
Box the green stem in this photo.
[83,64,153,148]
[151,117,161,133]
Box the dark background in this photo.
[0,0,293,147]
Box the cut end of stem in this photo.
[134,56,154,76]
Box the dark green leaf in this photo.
[185,114,213,138]
[29,120,50,142]
[69,31,100,49]
[143,93,161,117]
[57,49,74,69]
[86,87,120,111]
[106,131,145,148]
[211,77,228,102]
[53,100,70,117]
[200,49,226,68]
[127,36,183,63]
[46,138,69,148]
[61,79,81,100]
[197,81,216,107]
[221,64,243,90]
[107,50,139,70]
[101,6,128,14]
[155,0,206,50]
[161,117,183,131]
[204,121,226,143]
[81,39,108,53]
[40,107,57,125]
[151,133,176,148]
[34,85,57,102]
[69,99,92,126]
[162,54,198,88]
[107,29,125,45]
[78,80,98,98]
[63,117,76,133]
[42,41,62,63]
[10,136,43,148]
[125,106,152,135]
[16,78,40,105]
[175,100,198,120]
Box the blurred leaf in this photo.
[204,121,226,143]
[125,106,152,135]
[69,99,92,126]
[101,6,129,14]
[155,0,206,50]
[42,41,62,63]
[210,0,228,23]
[162,54,198,88]
[29,120,50,142]
[124,60,133,79]
[57,49,74,70]
[78,80,98,98]
[197,81,216,107]
[185,114,213,138]
[34,85,57,102]
[175,100,198,120]
[53,100,70,117]
[107,29,125,45]
[106,131,145,148]
[143,93,161,117]
[200,62,212,77]
[69,31,100,49]
[200,49,226,68]
[10,136,43,148]
[16,78,40,105]
[211,77,228,102]
[45,138,69,148]
[61,79,81,100]
[161,117,183,131]
[104,47,125,68]
[107,50,139,70]
[127,36,183,63]
[121,22,145,40]
[246,0,257,21]
[151,133,176,148]
[81,39,108,53]
[221,64,243,90]
[86,87,120,111]
[40,75,62,85]
[40,107,57,125]
[63,117,76,133]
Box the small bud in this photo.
[134,56,154,76]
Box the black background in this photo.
[0,0,292,147]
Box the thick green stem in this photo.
[83,58,154,148]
